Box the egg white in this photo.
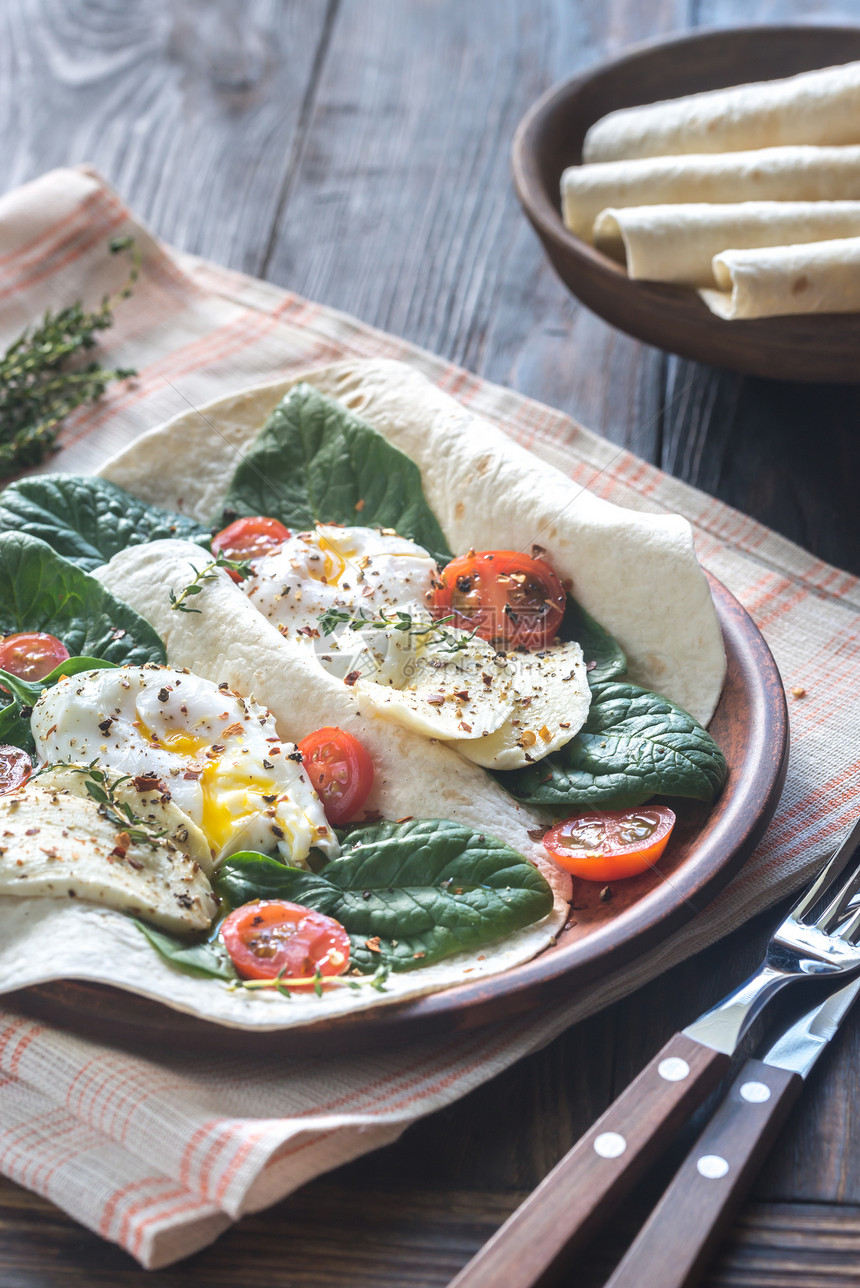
[241,524,592,768]
[31,665,338,868]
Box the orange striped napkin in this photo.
[0,166,857,1268]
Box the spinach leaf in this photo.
[0,657,115,753]
[221,384,452,563]
[496,680,727,811]
[558,595,626,686]
[0,533,166,665]
[0,475,210,572]
[134,921,238,981]
[216,818,553,973]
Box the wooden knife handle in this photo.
[605,1056,804,1288]
[448,1032,730,1288]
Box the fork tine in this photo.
[791,816,860,924]
[817,863,860,934]
[839,902,860,945]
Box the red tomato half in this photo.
[543,807,676,882]
[0,746,32,794]
[297,726,374,825]
[221,899,350,982]
[212,516,291,580]
[429,550,566,650]
[0,632,70,687]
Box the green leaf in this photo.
[216,818,553,974]
[0,532,166,665]
[221,384,452,563]
[558,594,626,686]
[496,681,727,811]
[0,474,210,572]
[134,921,238,981]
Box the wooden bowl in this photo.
[9,574,788,1056]
[512,24,860,383]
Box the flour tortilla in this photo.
[561,145,860,243]
[0,544,571,1029]
[583,60,860,163]
[594,200,860,287]
[99,358,725,726]
[700,235,860,320]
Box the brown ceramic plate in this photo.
[10,573,788,1055]
[512,24,860,383]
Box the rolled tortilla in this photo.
[561,144,860,242]
[594,200,860,286]
[583,60,860,163]
[98,358,726,726]
[700,235,860,320]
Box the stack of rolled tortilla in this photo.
[560,59,860,319]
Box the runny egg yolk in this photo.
[317,534,347,586]
[135,720,274,856]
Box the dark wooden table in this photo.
[3,2,860,1284]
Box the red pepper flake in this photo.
[183,769,201,781]
[412,951,426,959]
[24,828,40,836]
[426,694,445,706]
[354,498,365,512]
[364,936,382,953]
[133,774,162,793]
[458,722,472,733]
[344,671,361,687]
[221,722,244,739]
[395,816,413,824]
[527,828,546,841]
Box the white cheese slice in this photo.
[0,768,217,933]
[452,640,592,769]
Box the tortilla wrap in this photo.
[98,358,726,726]
[561,145,860,243]
[583,60,860,163]
[0,540,571,1029]
[594,200,860,287]
[700,235,860,320]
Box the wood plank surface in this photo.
[0,0,859,1284]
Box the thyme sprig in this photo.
[0,236,139,475]
[317,606,475,653]
[231,961,391,997]
[169,554,252,612]
[40,759,168,849]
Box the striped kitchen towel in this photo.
[0,165,856,1268]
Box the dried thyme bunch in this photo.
[0,235,139,475]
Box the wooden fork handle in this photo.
[448,1032,729,1288]
[605,1056,803,1288]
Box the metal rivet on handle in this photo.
[594,1131,627,1159]
[658,1057,690,1082]
[740,1080,771,1103]
[697,1154,730,1179]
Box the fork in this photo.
[449,815,860,1288]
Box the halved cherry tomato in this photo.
[298,726,374,825]
[0,632,70,688]
[0,746,32,794]
[543,807,676,882]
[212,516,291,581]
[429,550,566,651]
[221,899,350,982]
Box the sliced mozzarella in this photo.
[31,666,337,868]
[452,641,592,770]
[348,629,516,740]
[0,768,216,933]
